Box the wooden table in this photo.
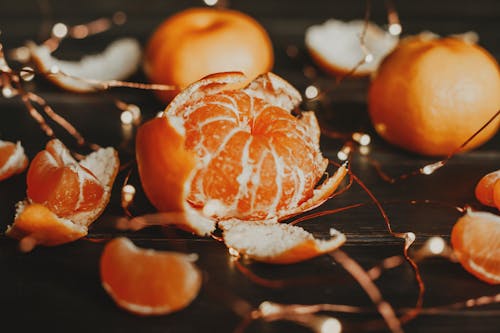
[1,1,499,332]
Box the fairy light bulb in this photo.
[420,161,444,175]
[126,104,141,122]
[120,110,133,125]
[258,301,281,317]
[228,247,240,257]
[305,85,319,99]
[352,132,371,146]
[388,23,402,36]
[427,236,445,255]
[337,144,352,161]
[71,25,89,39]
[49,65,60,75]
[52,23,68,38]
[364,53,374,63]
[121,184,136,205]
[156,111,164,118]
[320,317,342,333]
[204,0,218,6]
[2,86,16,98]
[359,145,370,155]
[10,46,30,63]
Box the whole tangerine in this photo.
[144,7,274,102]
[368,34,500,156]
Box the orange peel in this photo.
[220,219,346,264]
[100,237,202,315]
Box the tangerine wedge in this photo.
[100,237,202,316]
[0,140,28,181]
[451,210,500,284]
[6,139,119,249]
[136,72,347,236]
[475,170,500,210]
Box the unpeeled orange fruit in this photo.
[0,140,28,181]
[475,170,500,210]
[369,34,500,156]
[6,139,119,249]
[144,7,274,101]
[100,237,202,315]
[451,210,500,284]
[136,72,347,234]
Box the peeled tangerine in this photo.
[6,139,119,250]
[136,72,348,264]
[0,140,28,181]
[100,237,201,316]
[451,210,500,284]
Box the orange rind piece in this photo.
[29,38,141,92]
[100,237,202,315]
[219,219,346,264]
[451,210,500,284]
[475,170,500,210]
[0,140,28,181]
[6,139,119,249]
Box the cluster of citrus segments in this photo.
[475,170,500,210]
[135,71,348,264]
[451,210,500,285]
[6,139,119,249]
[0,140,28,181]
[100,237,202,316]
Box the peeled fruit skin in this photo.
[144,7,274,102]
[369,36,500,156]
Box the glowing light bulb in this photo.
[258,301,281,316]
[71,25,89,39]
[305,85,319,99]
[320,317,342,333]
[421,161,444,175]
[337,144,352,161]
[156,111,164,118]
[120,110,133,124]
[204,0,218,6]
[364,53,374,63]
[2,86,16,98]
[11,46,30,63]
[52,23,68,38]
[126,104,141,122]
[428,236,445,255]
[49,65,60,74]
[388,23,402,36]
[121,184,136,204]
[352,132,371,146]
[359,145,370,155]
[406,232,416,243]
[228,247,240,257]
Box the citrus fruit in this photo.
[475,170,500,209]
[369,34,500,156]
[100,237,202,315]
[6,139,119,248]
[305,19,398,76]
[451,210,500,284]
[0,140,28,181]
[144,7,274,101]
[220,219,346,264]
[136,72,347,233]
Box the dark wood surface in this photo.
[1,1,499,332]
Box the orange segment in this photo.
[451,210,500,284]
[27,139,104,218]
[100,237,202,315]
[6,202,87,247]
[0,140,28,181]
[475,170,500,209]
